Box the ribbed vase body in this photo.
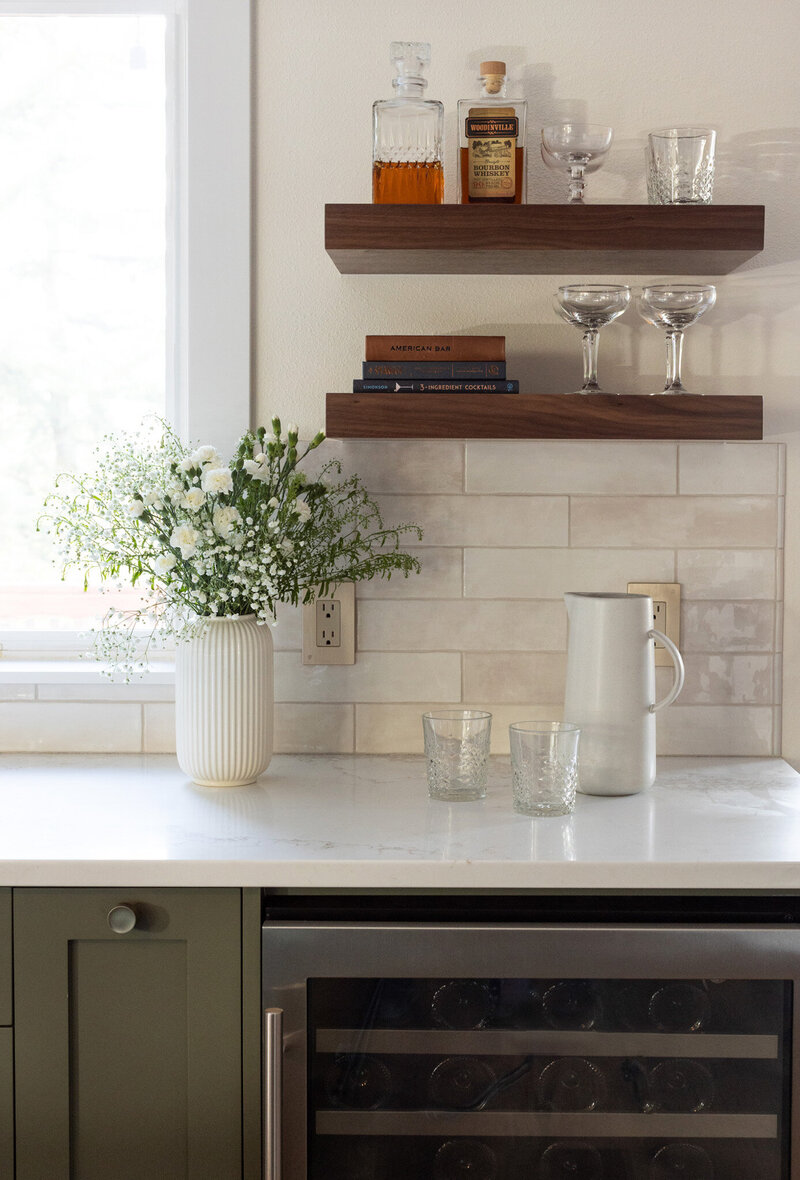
[176,615,274,786]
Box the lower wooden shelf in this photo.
[325,393,763,441]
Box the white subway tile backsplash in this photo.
[678,443,779,495]
[677,550,776,600]
[0,684,35,701]
[275,650,461,703]
[357,600,566,653]
[274,704,353,753]
[463,653,567,704]
[467,441,677,495]
[0,702,141,752]
[682,602,776,652]
[571,496,779,549]
[465,548,675,599]
[378,494,569,547]
[321,439,464,493]
[356,548,463,599]
[675,654,774,705]
[355,703,565,755]
[13,439,785,759]
[143,703,176,752]
[656,705,774,756]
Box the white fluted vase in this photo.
[176,615,273,787]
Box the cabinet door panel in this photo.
[0,1027,13,1176]
[14,887,244,1180]
[0,888,10,1026]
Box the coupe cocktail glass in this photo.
[555,284,631,394]
[541,123,613,203]
[636,284,716,394]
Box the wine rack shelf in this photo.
[324,204,765,275]
[325,393,763,441]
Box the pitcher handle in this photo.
[648,629,685,713]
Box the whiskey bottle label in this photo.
[466,107,518,199]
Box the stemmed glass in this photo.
[636,284,716,395]
[541,123,613,203]
[555,284,631,394]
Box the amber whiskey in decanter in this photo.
[458,60,527,203]
[372,41,444,204]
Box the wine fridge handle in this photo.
[264,1007,283,1180]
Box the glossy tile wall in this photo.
[0,440,784,757]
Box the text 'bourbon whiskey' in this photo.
[458,61,527,204]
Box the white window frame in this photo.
[0,0,251,674]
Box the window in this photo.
[0,0,250,656]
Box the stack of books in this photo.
[353,335,518,394]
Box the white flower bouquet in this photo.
[42,417,421,675]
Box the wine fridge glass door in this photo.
[262,922,796,1179]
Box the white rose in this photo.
[125,499,145,518]
[154,553,177,576]
[200,466,233,494]
[181,487,206,510]
[170,523,201,559]
[178,456,195,472]
[213,505,242,538]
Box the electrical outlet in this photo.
[302,583,355,665]
[627,582,681,667]
[316,599,342,648]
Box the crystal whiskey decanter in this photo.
[372,41,444,204]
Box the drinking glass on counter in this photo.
[509,721,580,816]
[422,709,492,801]
[554,285,631,394]
[647,127,716,204]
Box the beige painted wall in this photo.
[254,0,800,760]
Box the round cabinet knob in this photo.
[107,904,137,934]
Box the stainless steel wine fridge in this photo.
[261,894,799,1179]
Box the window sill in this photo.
[0,659,175,701]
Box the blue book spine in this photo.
[362,360,506,379]
[352,380,519,394]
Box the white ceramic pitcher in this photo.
[563,592,685,796]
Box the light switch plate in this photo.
[302,583,355,665]
[627,582,681,667]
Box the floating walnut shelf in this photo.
[324,204,765,275]
[325,393,763,441]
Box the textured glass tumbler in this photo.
[509,722,580,816]
[423,710,492,801]
[647,127,716,204]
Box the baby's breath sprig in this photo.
[40,417,422,677]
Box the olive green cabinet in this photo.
[12,887,262,1180]
[1,888,13,1176]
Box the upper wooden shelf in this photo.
[325,393,763,440]
[325,203,765,275]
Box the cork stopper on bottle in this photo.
[480,60,506,95]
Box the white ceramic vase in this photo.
[175,615,274,787]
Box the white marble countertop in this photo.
[0,753,799,889]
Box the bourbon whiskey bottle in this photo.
[458,61,527,203]
[372,41,444,204]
